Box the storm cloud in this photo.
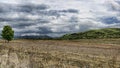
[0,0,120,37]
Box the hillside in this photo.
[60,28,120,40]
[14,35,52,40]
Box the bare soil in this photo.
[0,39,120,68]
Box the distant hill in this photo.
[14,35,52,40]
[60,28,120,40]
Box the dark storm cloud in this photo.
[33,9,79,19]
[0,3,78,18]
[0,3,49,13]
[0,3,79,20]
[36,10,61,17]
[11,23,36,29]
[37,27,53,34]
[16,26,53,34]
[0,17,30,22]
[17,4,49,13]
[20,4,49,10]
[59,9,79,13]
[100,17,120,24]
[0,17,50,23]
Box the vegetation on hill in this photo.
[60,28,120,40]
[15,35,52,40]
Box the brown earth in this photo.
[0,39,120,68]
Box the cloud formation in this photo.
[0,0,120,37]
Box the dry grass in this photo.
[0,39,120,68]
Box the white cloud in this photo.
[0,0,120,37]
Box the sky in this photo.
[0,0,120,37]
